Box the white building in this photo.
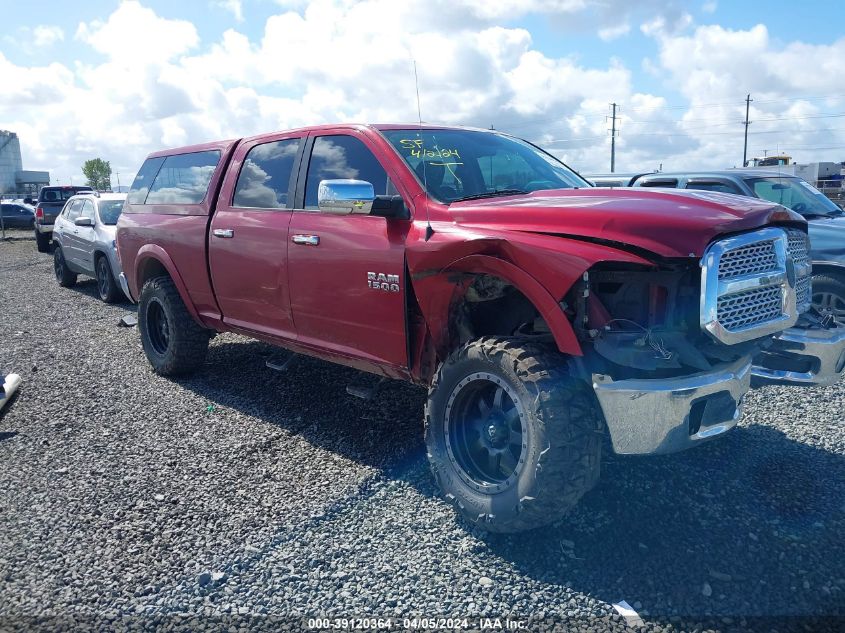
[0,130,49,195]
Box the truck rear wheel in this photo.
[425,337,603,533]
[138,276,210,376]
[36,231,50,253]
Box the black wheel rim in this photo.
[97,259,109,298]
[445,373,526,491]
[813,290,845,320]
[54,250,64,281]
[146,299,170,355]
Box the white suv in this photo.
[52,192,129,303]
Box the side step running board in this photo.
[346,377,387,401]
[266,354,299,372]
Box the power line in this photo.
[540,125,845,145]
[497,92,845,132]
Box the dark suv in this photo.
[631,170,845,321]
[34,185,94,252]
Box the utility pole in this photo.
[609,102,619,173]
[743,93,752,167]
[116,171,121,191]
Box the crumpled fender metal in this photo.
[406,226,655,358]
[133,244,204,326]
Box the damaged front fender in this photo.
[405,224,657,363]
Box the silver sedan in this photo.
[52,192,128,303]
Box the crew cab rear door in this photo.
[208,132,305,339]
[287,130,411,373]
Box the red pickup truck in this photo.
[116,124,845,532]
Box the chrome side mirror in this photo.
[317,179,375,215]
[74,217,94,227]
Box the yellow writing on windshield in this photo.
[399,139,460,161]
[410,148,460,159]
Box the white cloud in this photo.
[640,12,693,38]
[702,1,717,14]
[214,0,244,22]
[32,25,65,47]
[642,22,845,168]
[0,53,74,106]
[75,1,199,63]
[598,23,630,41]
[5,0,845,187]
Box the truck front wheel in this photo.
[138,276,211,376]
[425,337,603,533]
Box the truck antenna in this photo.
[414,60,434,241]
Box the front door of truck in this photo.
[287,132,410,371]
[208,134,304,339]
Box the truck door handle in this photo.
[213,228,234,238]
[292,234,320,246]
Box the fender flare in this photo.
[133,244,203,325]
[418,254,581,356]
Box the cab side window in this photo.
[145,151,221,205]
[233,138,301,209]
[303,135,391,210]
[128,157,165,205]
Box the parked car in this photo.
[586,172,654,187]
[52,192,127,303]
[630,170,845,321]
[0,202,35,229]
[116,124,845,533]
[34,185,94,252]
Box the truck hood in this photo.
[807,215,845,263]
[448,188,805,258]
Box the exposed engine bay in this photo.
[566,262,768,379]
[449,262,771,382]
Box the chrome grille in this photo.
[717,240,778,280]
[701,227,798,345]
[786,229,809,265]
[717,286,783,331]
[795,275,811,312]
[786,229,812,313]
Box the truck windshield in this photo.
[745,176,843,218]
[381,129,589,203]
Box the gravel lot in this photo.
[1,235,844,632]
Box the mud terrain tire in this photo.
[425,337,604,533]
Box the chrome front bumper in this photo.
[592,358,752,455]
[118,272,134,303]
[751,321,845,387]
